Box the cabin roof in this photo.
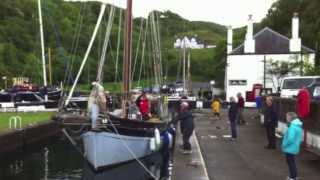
[229,27,315,55]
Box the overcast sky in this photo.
[130,0,278,28]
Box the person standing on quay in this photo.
[170,101,194,154]
[264,96,278,149]
[211,96,221,120]
[296,86,310,147]
[282,112,303,180]
[237,92,246,125]
[228,97,238,140]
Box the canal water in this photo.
[0,137,167,180]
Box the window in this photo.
[0,94,11,102]
[14,93,39,102]
[282,78,314,89]
[229,80,247,86]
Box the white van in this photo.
[280,76,320,98]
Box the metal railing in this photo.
[9,116,22,130]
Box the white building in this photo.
[225,13,315,106]
[174,36,214,49]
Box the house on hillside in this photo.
[174,36,215,49]
[225,13,315,106]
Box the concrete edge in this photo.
[193,132,210,180]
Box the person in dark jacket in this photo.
[237,92,246,125]
[170,101,194,154]
[228,97,238,140]
[264,96,278,149]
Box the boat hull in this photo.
[82,131,159,170]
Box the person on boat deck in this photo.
[87,81,107,129]
[170,101,194,154]
[136,91,151,120]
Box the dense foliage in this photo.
[1,0,319,90]
[0,0,226,89]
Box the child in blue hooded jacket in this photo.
[282,112,303,180]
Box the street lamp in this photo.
[210,80,215,100]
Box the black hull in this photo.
[108,114,167,130]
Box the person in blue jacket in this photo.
[282,112,303,180]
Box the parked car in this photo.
[280,76,320,98]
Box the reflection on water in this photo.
[82,153,163,180]
[0,138,168,180]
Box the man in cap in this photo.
[170,101,194,154]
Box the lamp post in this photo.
[210,80,215,100]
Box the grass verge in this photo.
[0,112,53,133]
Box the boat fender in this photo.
[154,128,161,149]
[162,131,174,149]
[168,133,173,149]
[150,138,156,151]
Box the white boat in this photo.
[83,130,161,170]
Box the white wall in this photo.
[225,53,315,102]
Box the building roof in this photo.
[229,27,315,55]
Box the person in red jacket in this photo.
[136,92,151,120]
[296,86,310,119]
[296,86,310,147]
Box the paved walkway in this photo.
[172,126,209,180]
[194,109,320,180]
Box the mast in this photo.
[182,45,186,95]
[122,0,133,117]
[38,0,48,101]
[187,50,191,95]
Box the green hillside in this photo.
[0,0,226,90]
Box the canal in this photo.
[0,137,167,180]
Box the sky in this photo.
[68,0,278,28]
[132,0,279,28]
[65,0,277,28]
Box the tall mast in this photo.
[122,0,133,117]
[183,45,186,95]
[38,0,48,101]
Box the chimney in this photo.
[290,12,301,52]
[227,26,233,54]
[244,14,255,53]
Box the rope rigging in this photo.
[96,5,116,83]
[131,18,144,82]
[64,3,86,86]
[138,20,149,87]
[114,8,123,83]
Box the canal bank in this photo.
[0,120,60,155]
